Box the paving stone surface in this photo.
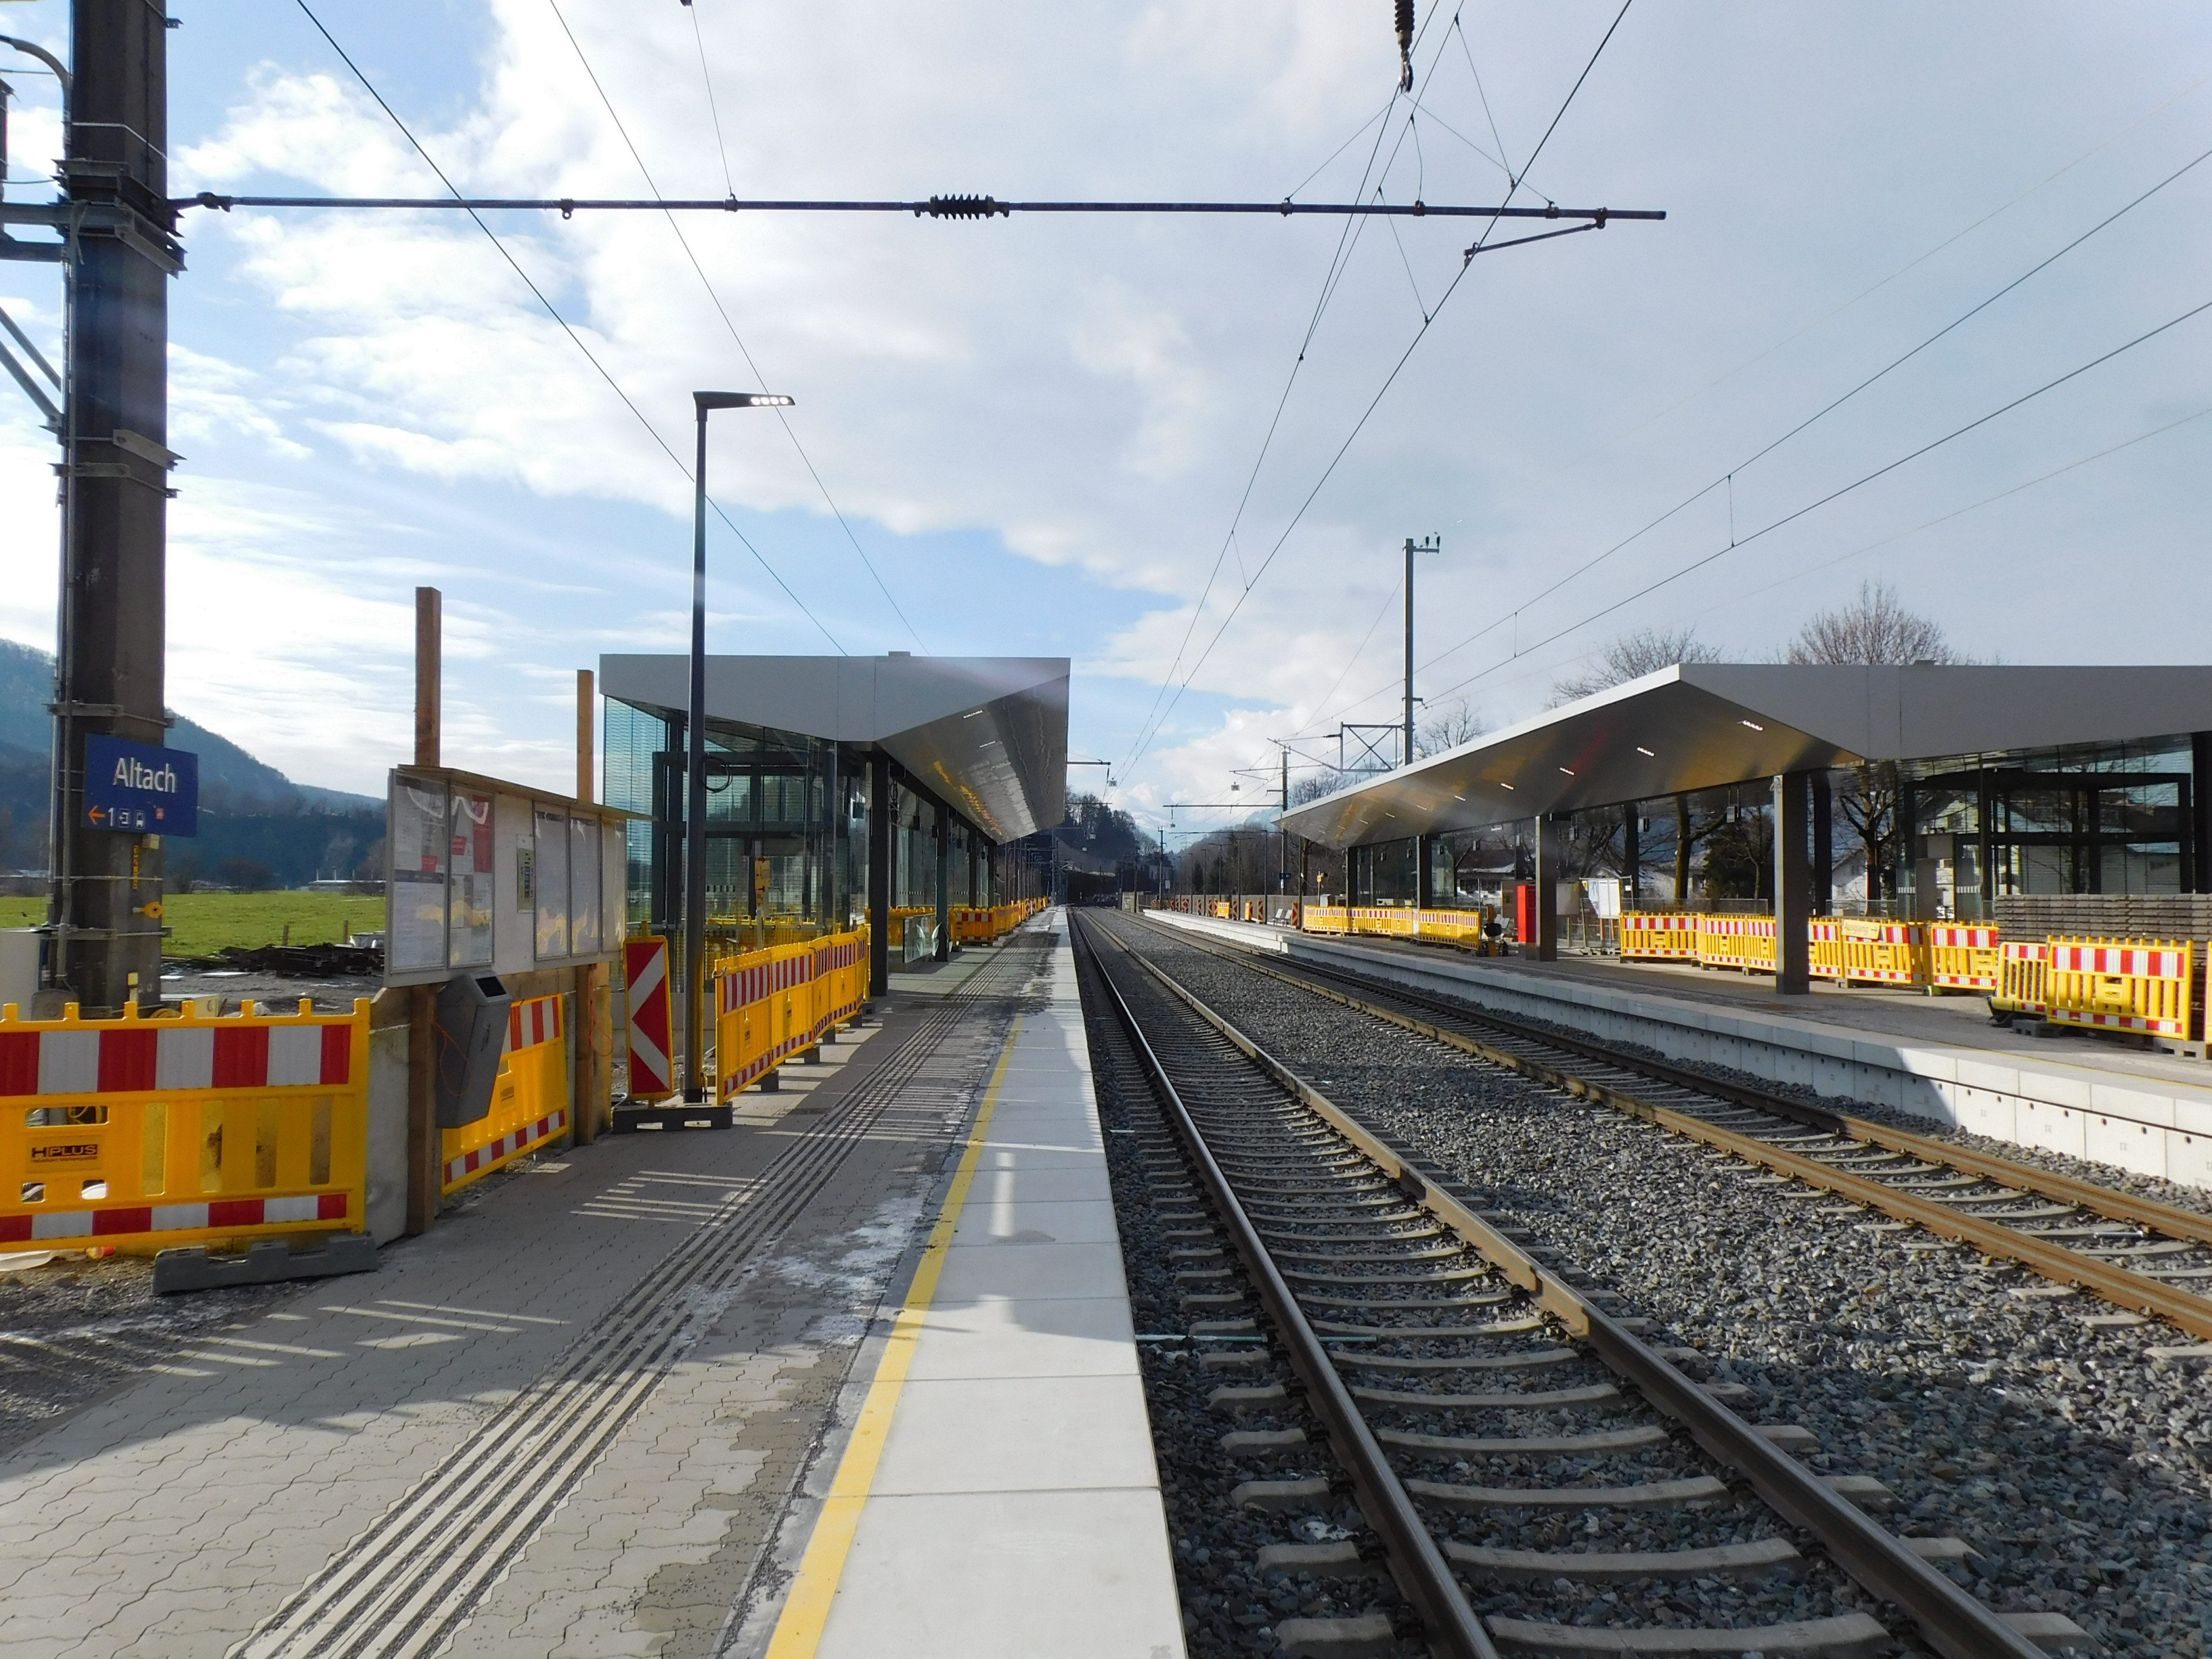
[0,942,1042,1659]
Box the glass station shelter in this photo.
[1282,663,2212,927]
[598,653,1068,989]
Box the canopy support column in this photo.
[868,754,891,1002]
[1528,813,1562,962]
[1774,771,1812,995]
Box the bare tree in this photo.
[1786,579,1962,665]
[1413,697,1489,759]
[1783,583,1958,905]
[1837,760,1902,906]
[1549,625,1723,706]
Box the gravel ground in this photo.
[1107,915,2212,1657]
[159,965,383,1013]
[1313,938,2212,1225]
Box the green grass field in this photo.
[0,891,387,956]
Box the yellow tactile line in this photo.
[762,1013,1025,1659]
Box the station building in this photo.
[597,652,1068,988]
[1282,663,2212,968]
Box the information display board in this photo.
[570,816,602,956]
[385,768,626,988]
[449,788,496,968]
[389,778,449,975]
[534,808,570,960]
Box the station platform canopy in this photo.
[1280,663,2212,851]
[598,652,1069,844]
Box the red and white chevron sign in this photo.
[624,936,673,1100]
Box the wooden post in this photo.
[576,668,594,800]
[405,588,442,1236]
[574,669,606,1143]
[414,588,441,770]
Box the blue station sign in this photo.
[84,734,198,836]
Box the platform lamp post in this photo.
[684,390,793,1103]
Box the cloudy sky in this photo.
[2,2,2208,835]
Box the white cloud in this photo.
[4,1,2208,818]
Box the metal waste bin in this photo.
[435,972,513,1129]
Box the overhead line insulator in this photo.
[923,194,1010,219]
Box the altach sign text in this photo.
[84,734,199,835]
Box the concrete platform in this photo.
[0,912,1179,1659]
[1149,910,2212,1193]
[738,919,1184,1659]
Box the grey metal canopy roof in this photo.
[1280,663,2212,851]
[598,652,1069,844]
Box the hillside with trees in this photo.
[0,638,385,888]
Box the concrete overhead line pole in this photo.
[44,0,181,1014]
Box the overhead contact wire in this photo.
[1142,0,1635,774]
[545,0,925,651]
[1425,290,2212,705]
[1459,136,2212,669]
[289,0,844,651]
[1317,132,2212,730]
[1120,2,1463,775]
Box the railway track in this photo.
[1134,916,2212,1346]
[1074,914,2088,1659]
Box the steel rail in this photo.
[176,192,1664,221]
[1075,922,1501,1659]
[1089,916,2049,1659]
[1271,934,2212,1251]
[1149,921,2212,1341]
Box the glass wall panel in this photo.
[603,698,871,946]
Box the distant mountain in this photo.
[0,638,386,885]
[0,638,379,813]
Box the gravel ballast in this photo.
[1105,914,2212,1657]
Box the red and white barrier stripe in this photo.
[505,995,563,1053]
[718,950,817,1015]
[0,1190,347,1244]
[1931,926,1998,949]
[2051,943,2187,977]
[0,1022,352,1098]
[443,1109,567,1187]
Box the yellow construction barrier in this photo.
[1621,913,1699,961]
[1993,940,2050,1017]
[940,900,1045,943]
[1808,919,1847,982]
[1284,905,1497,949]
[1695,914,1776,973]
[713,926,872,1101]
[1407,908,1492,946]
[1839,919,1929,987]
[0,997,369,1255]
[1929,925,2001,993]
[2046,937,2194,1040]
[442,993,570,1195]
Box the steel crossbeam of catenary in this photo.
[174,193,1661,222]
